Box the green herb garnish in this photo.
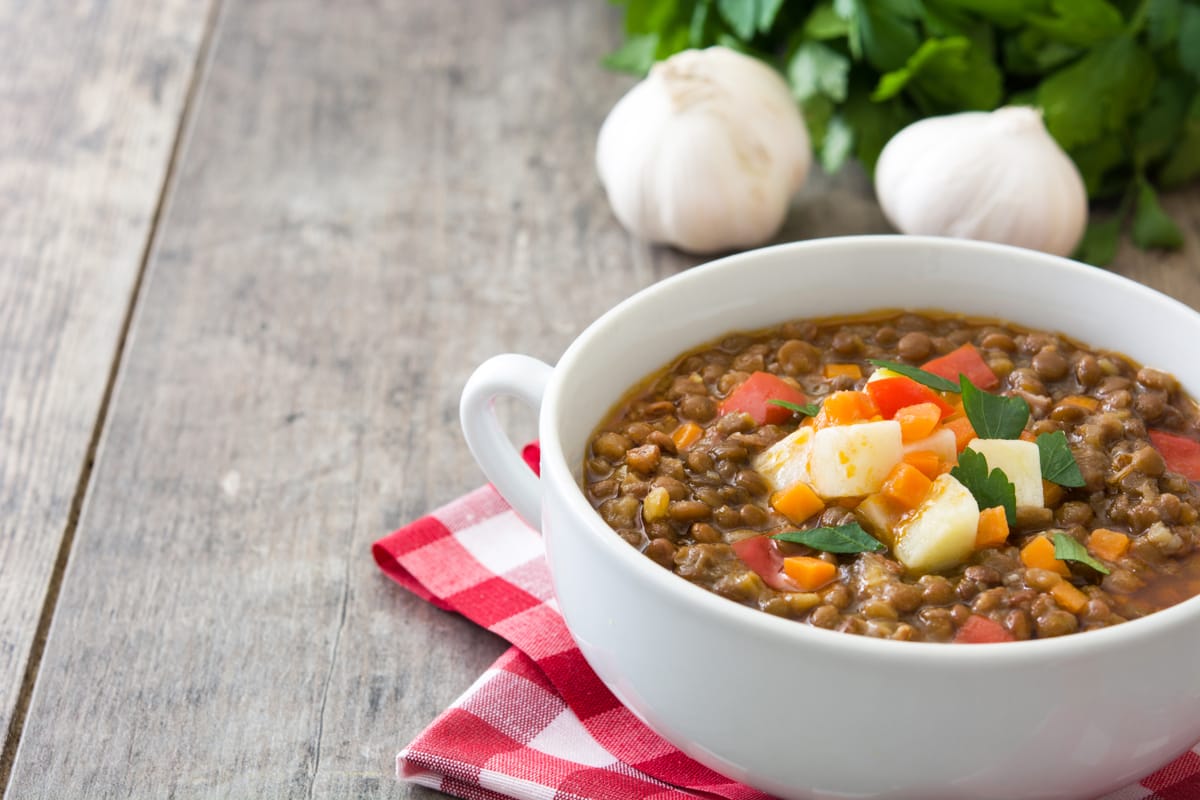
[1036,431,1086,488]
[773,523,885,554]
[603,0,1197,263]
[1053,532,1111,575]
[950,448,1017,525]
[866,359,959,393]
[960,375,1030,440]
[767,398,821,417]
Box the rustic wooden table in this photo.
[2,1,1198,797]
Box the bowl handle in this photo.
[459,354,553,529]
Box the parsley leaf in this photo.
[872,36,1002,112]
[1160,94,1200,188]
[768,398,821,417]
[604,0,1193,254]
[803,2,850,40]
[867,359,960,392]
[1027,0,1125,49]
[774,523,885,554]
[1132,178,1185,249]
[716,0,756,40]
[602,33,659,74]
[1053,532,1112,575]
[1180,4,1200,80]
[820,113,855,172]
[860,0,922,71]
[1134,76,1192,166]
[1146,0,1183,50]
[960,376,1030,440]
[1036,36,1156,151]
[1073,216,1122,266]
[950,448,1017,525]
[717,0,784,40]
[1036,431,1086,487]
[788,41,851,102]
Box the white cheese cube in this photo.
[809,420,903,498]
[894,473,981,574]
[752,425,814,493]
[966,438,1044,507]
[903,427,958,464]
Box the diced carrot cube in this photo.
[814,390,877,428]
[1050,580,1089,613]
[1042,480,1065,507]
[782,556,838,591]
[1020,535,1071,576]
[770,482,825,526]
[974,506,1010,549]
[823,363,863,380]
[1088,528,1131,562]
[895,402,942,442]
[671,422,703,451]
[880,462,933,510]
[1019,429,1037,443]
[941,416,977,453]
[903,450,943,479]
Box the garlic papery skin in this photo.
[596,47,810,255]
[874,106,1088,258]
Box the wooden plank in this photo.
[0,0,213,769]
[7,1,665,797]
[1108,192,1200,311]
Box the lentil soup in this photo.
[582,311,1200,643]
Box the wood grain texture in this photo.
[0,0,212,761]
[1108,192,1200,311]
[7,0,1200,798]
[8,1,665,797]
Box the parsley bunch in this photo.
[603,0,1200,261]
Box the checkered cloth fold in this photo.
[373,444,1200,800]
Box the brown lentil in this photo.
[584,311,1200,642]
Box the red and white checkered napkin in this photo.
[373,444,1200,800]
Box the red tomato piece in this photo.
[954,615,1016,644]
[1149,429,1200,481]
[719,371,807,426]
[731,535,800,592]
[865,376,955,420]
[922,344,999,390]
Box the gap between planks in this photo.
[0,0,227,794]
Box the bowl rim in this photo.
[539,234,1200,664]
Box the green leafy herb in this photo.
[960,376,1029,440]
[788,41,851,103]
[1053,532,1112,574]
[774,523,885,554]
[767,398,821,417]
[1036,431,1086,488]
[950,448,1017,525]
[1132,178,1185,249]
[867,359,960,393]
[603,0,1199,252]
[1074,216,1122,266]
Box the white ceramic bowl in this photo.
[460,236,1200,800]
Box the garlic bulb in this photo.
[874,106,1088,257]
[596,47,810,255]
